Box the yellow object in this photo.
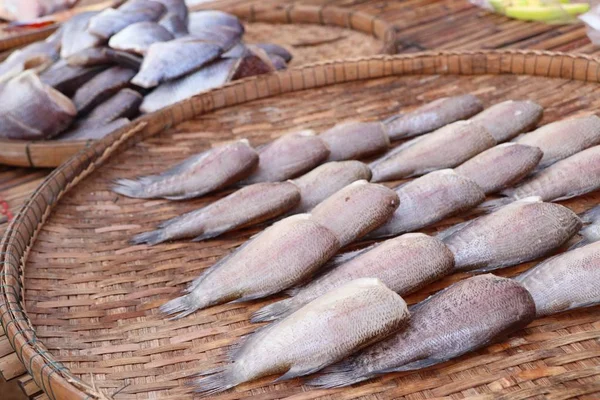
[505,3,590,21]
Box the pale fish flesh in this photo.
[57,118,130,141]
[269,54,287,70]
[159,12,188,37]
[309,274,535,388]
[368,169,485,239]
[319,122,390,162]
[40,59,106,96]
[108,21,174,55]
[113,139,259,200]
[253,233,453,322]
[383,94,483,141]
[0,40,59,83]
[195,278,409,395]
[188,10,244,37]
[0,71,76,140]
[516,115,600,168]
[454,143,543,194]
[371,120,496,182]
[66,47,143,70]
[160,214,340,317]
[470,100,543,142]
[72,66,136,115]
[154,0,187,24]
[88,1,166,39]
[78,88,142,126]
[61,11,105,59]
[443,197,581,272]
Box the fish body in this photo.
[160,214,341,318]
[58,118,130,141]
[454,143,543,194]
[0,71,76,140]
[384,94,484,141]
[66,47,143,69]
[60,11,104,59]
[188,10,244,37]
[310,274,535,388]
[470,100,543,142]
[255,43,293,63]
[72,66,136,115]
[243,130,330,184]
[371,120,496,182]
[444,197,582,272]
[132,181,301,245]
[78,88,142,126]
[368,169,485,239]
[310,180,400,246]
[319,122,390,162]
[253,233,453,322]
[109,21,174,55]
[0,40,59,83]
[88,1,166,39]
[516,115,600,168]
[269,54,287,70]
[516,241,600,317]
[40,60,106,96]
[154,0,188,25]
[113,139,259,200]
[195,278,409,395]
[159,12,188,37]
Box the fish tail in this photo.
[571,206,600,249]
[473,197,512,213]
[159,293,202,319]
[306,362,366,389]
[191,366,237,396]
[251,298,295,322]
[112,178,150,198]
[131,229,167,246]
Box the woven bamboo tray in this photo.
[0,3,395,168]
[3,50,600,400]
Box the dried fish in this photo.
[371,120,496,182]
[0,71,76,140]
[132,181,301,245]
[188,10,244,37]
[230,46,275,80]
[383,94,483,141]
[0,0,78,21]
[113,139,259,200]
[310,180,400,246]
[443,197,581,272]
[40,60,106,96]
[470,100,543,142]
[88,1,166,39]
[310,274,535,388]
[195,278,409,395]
[0,40,59,83]
[73,66,136,115]
[319,122,390,162]
[269,54,287,70]
[243,130,330,184]
[108,21,174,55]
[60,11,105,59]
[57,118,130,141]
[66,47,143,70]
[454,143,543,194]
[516,115,600,168]
[253,233,453,322]
[79,88,142,126]
[255,43,293,62]
[160,214,340,317]
[368,169,485,239]
[154,0,187,24]
[159,13,188,37]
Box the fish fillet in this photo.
[61,11,104,59]
[470,100,543,142]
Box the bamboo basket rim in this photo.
[0,3,397,168]
[3,49,600,399]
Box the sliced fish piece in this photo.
[368,169,485,239]
[154,0,187,24]
[194,278,409,395]
[0,71,76,140]
[504,145,600,202]
[132,181,301,245]
[310,274,535,388]
[160,214,340,317]
[516,241,600,317]
[60,11,105,59]
[383,94,483,141]
[443,197,582,272]
[113,139,259,200]
[188,10,244,36]
[516,115,600,168]
[131,37,222,88]
[230,46,276,80]
[73,66,136,115]
[0,40,59,83]
[159,12,188,37]
[470,100,543,142]
[371,120,496,182]
[319,122,390,162]
[40,60,106,96]
[79,88,142,126]
[454,143,543,194]
[67,47,143,69]
[108,21,174,55]
[57,118,130,141]
[310,180,400,246]
[243,130,330,184]
[253,233,453,322]
[88,1,166,39]
[255,43,293,63]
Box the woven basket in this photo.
[0,3,395,168]
[3,50,600,400]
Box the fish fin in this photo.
[112,178,151,198]
[275,364,325,382]
[435,220,474,241]
[164,189,211,201]
[377,357,446,373]
[131,229,167,245]
[307,362,367,388]
[159,293,201,319]
[191,366,236,396]
[251,297,295,323]
[472,197,513,214]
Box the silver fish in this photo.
[60,11,104,59]
[253,233,453,322]
[454,143,543,194]
[371,120,496,182]
[159,12,188,37]
[160,214,340,317]
[470,100,543,142]
[132,181,301,245]
[154,0,187,25]
[319,121,390,162]
[0,40,59,83]
[66,47,143,70]
[88,1,166,39]
[57,118,130,141]
[368,169,485,239]
[131,37,222,88]
[516,115,600,169]
[40,59,106,96]
[78,88,142,126]
[73,66,136,115]
[255,43,293,63]
[443,197,582,272]
[108,21,174,55]
[516,241,600,317]
[383,94,484,141]
[269,54,287,71]
[0,71,76,140]
[310,274,535,388]
[310,180,400,246]
[195,278,409,395]
[504,145,600,202]
[243,130,330,184]
[113,139,259,200]
[188,10,244,37]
